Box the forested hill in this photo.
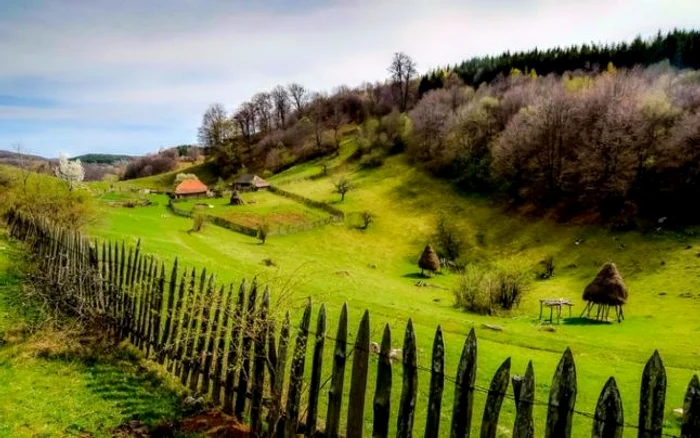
[70,153,134,164]
[419,29,700,94]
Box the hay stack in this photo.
[583,262,628,305]
[418,244,440,276]
[229,190,245,206]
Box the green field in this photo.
[0,233,183,437]
[175,190,330,230]
[83,147,700,436]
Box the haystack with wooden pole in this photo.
[229,190,245,206]
[581,262,628,323]
[418,244,440,277]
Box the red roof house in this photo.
[174,179,209,198]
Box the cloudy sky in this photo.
[1,0,698,157]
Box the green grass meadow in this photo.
[176,190,329,230]
[0,234,183,437]
[82,145,700,437]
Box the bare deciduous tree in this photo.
[272,85,291,129]
[287,83,308,113]
[332,175,352,201]
[198,103,232,152]
[388,52,417,111]
[253,92,273,134]
[12,142,32,191]
[360,210,374,229]
[408,89,454,167]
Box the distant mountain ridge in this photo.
[69,153,134,164]
[0,149,49,162]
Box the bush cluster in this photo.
[453,261,532,314]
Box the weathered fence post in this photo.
[189,274,215,392]
[397,318,418,438]
[173,268,197,375]
[545,348,577,438]
[512,361,535,438]
[202,283,226,396]
[251,287,270,436]
[151,263,165,358]
[223,280,246,415]
[167,264,188,371]
[326,303,348,438]
[425,326,445,438]
[158,258,178,363]
[451,328,477,438]
[235,279,259,418]
[306,304,327,437]
[592,377,624,438]
[480,358,511,438]
[682,375,700,438]
[284,298,312,438]
[347,310,370,438]
[638,350,666,438]
[373,324,392,438]
[181,269,207,386]
[270,312,290,438]
[212,284,234,406]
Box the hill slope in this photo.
[89,139,700,437]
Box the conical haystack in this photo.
[583,262,628,305]
[230,190,245,206]
[418,244,440,275]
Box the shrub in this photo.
[359,153,384,169]
[491,260,532,310]
[360,210,375,229]
[539,255,555,279]
[191,214,205,233]
[454,265,493,314]
[434,216,462,261]
[453,260,532,313]
[257,222,270,244]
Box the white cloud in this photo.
[0,0,699,155]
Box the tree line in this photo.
[197,53,418,177]
[408,64,700,225]
[419,29,700,94]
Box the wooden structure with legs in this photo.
[580,302,625,323]
[539,298,574,324]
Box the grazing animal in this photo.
[369,342,380,354]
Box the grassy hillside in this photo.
[85,137,700,436]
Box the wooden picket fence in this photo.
[4,209,700,438]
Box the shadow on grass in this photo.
[562,317,614,326]
[85,358,182,425]
[402,272,430,279]
[30,334,183,428]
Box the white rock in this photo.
[389,348,403,362]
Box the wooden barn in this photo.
[174,179,209,199]
[233,174,270,192]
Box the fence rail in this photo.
[4,209,700,438]
[167,189,344,238]
[267,185,345,219]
